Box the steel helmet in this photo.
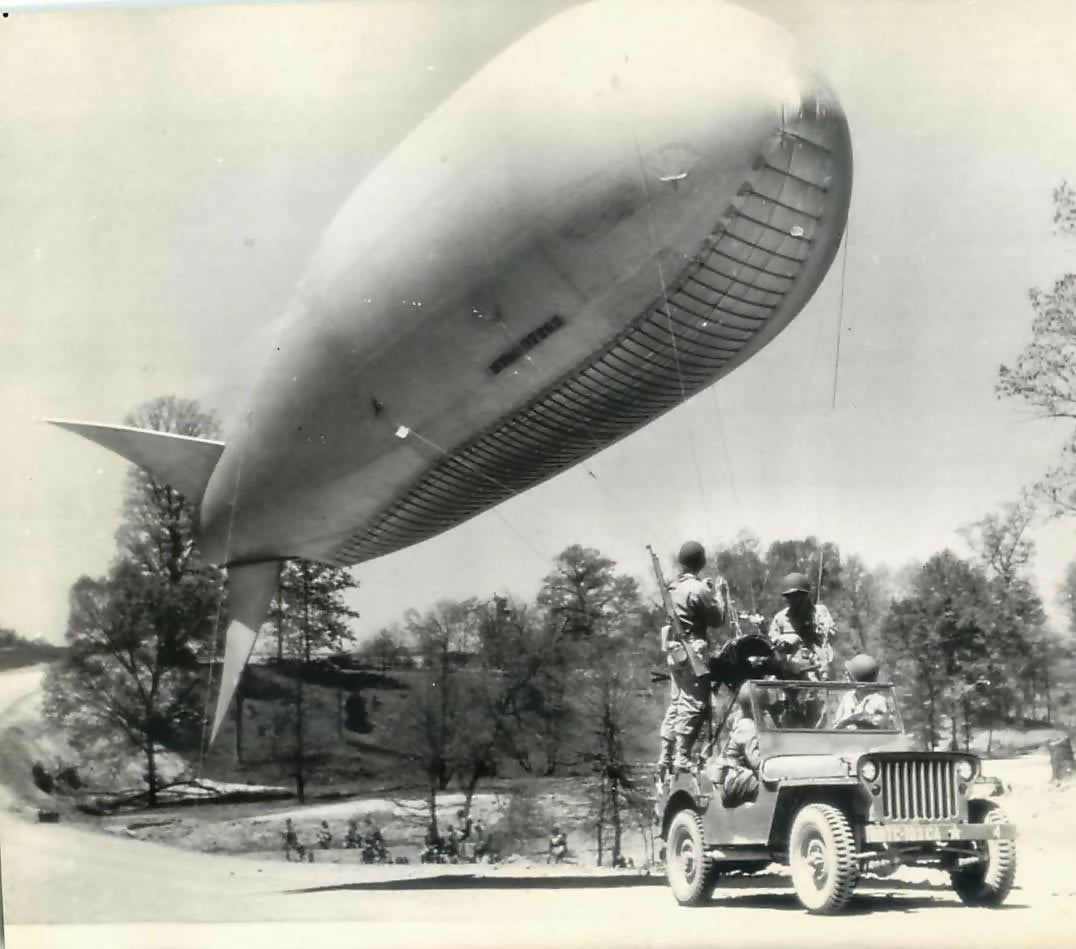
[781,572,811,596]
[677,541,706,572]
[845,654,880,683]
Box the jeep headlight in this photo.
[956,758,976,781]
[860,759,878,782]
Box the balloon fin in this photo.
[209,561,280,746]
[46,419,224,503]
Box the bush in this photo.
[57,765,82,790]
[31,761,55,794]
[494,785,546,856]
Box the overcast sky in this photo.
[3,0,1075,645]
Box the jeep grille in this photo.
[880,758,958,821]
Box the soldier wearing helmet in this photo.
[657,541,729,775]
[834,654,891,729]
[718,682,762,807]
[768,571,837,679]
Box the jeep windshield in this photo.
[751,681,902,733]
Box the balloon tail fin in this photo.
[209,560,280,746]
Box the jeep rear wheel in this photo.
[788,803,858,914]
[950,802,1016,907]
[666,809,713,906]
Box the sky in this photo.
[3,0,1075,645]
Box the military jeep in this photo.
[656,679,1017,914]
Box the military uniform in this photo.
[317,822,333,849]
[719,715,761,807]
[768,602,836,679]
[658,571,727,771]
[835,689,890,728]
[283,820,301,861]
[548,829,567,863]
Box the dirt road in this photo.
[2,666,1074,949]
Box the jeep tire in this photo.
[788,803,858,914]
[666,809,713,906]
[950,801,1016,907]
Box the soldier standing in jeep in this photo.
[657,541,728,774]
[769,572,838,679]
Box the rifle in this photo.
[647,545,708,678]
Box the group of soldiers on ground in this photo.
[282,815,396,863]
[657,540,888,807]
[421,810,495,863]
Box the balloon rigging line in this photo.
[396,423,553,567]
[197,458,243,774]
[831,223,850,410]
[708,388,744,530]
[489,315,666,541]
[632,141,711,530]
[465,205,666,545]
[813,223,851,601]
[197,570,227,775]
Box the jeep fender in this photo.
[767,780,871,853]
[661,789,703,840]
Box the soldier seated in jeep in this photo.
[713,682,762,808]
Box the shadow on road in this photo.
[706,885,1028,915]
[287,873,668,895]
[286,870,1027,915]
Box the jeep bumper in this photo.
[863,822,1017,844]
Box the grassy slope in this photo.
[201,662,669,797]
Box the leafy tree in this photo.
[43,396,221,804]
[577,639,647,867]
[262,560,359,800]
[960,498,1037,588]
[535,545,648,773]
[397,594,575,831]
[960,500,1058,726]
[43,562,216,803]
[357,626,411,671]
[537,544,643,640]
[1054,179,1076,235]
[397,598,481,835]
[451,596,581,812]
[830,555,890,658]
[881,552,992,750]
[997,185,1076,517]
[1060,560,1076,633]
[117,397,221,585]
[712,530,767,617]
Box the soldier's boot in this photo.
[672,734,695,773]
[657,736,675,782]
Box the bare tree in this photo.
[265,560,359,802]
[578,642,646,866]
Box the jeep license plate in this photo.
[864,823,1016,844]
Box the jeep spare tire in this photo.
[950,801,1017,907]
[666,809,713,906]
[788,803,858,914]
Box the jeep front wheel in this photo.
[950,801,1017,907]
[788,803,858,914]
[666,809,713,906]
